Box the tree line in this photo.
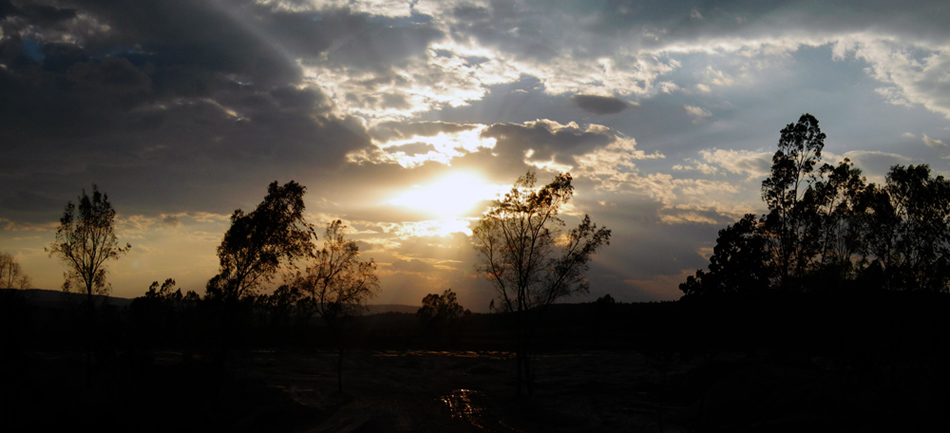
[37,173,609,396]
[681,114,950,297]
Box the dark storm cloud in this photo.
[448,0,559,60]
[0,0,76,23]
[571,94,632,115]
[444,0,950,75]
[0,0,451,222]
[286,9,442,73]
[578,0,950,43]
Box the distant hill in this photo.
[3,289,418,314]
[2,288,134,309]
[364,304,419,315]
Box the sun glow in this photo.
[388,171,503,219]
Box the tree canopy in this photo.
[684,114,950,297]
[473,172,612,313]
[208,180,313,301]
[47,184,130,299]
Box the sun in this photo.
[387,171,502,220]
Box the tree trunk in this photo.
[337,347,344,394]
[85,288,95,388]
[325,315,345,394]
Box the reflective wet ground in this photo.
[441,389,489,429]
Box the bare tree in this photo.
[296,220,379,393]
[0,252,32,290]
[472,171,611,396]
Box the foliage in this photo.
[865,165,950,291]
[472,171,611,395]
[473,171,612,313]
[258,284,306,328]
[760,113,825,289]
[297,220,380,321]
[130,278,201,349]
[685,114,950,296]
[47,185,130,300]
[417,289,467,345]
[417,288,465,324]
[810,159,868,286]
[680,214,770,297]
[208,180,313,301]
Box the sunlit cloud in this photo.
[575,137,664,190]
[385,171,507,220]
[350,126,497,167]
[698,148,773,180]
[300,39,522,121]
[832,34,950,118]
[683,105,712,122]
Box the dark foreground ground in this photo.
[3,290,950,432]
[4,345,949,433]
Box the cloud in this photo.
[351,123,495,168]
[840,150,914,183]
[683,105,712,122]
[699,148,773,180]
[571,94,633,115]
[672,159,718,175]
[480,119,664,182]
[833,35,950,118]
[370,121,479,142]
[923,134,948,150]
[161,215,182,228]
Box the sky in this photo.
[2,0,949,310]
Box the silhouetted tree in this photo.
[47,184,131,300]
[868,165,950,291]
[207,180,313,301]
[685,116,950,294]
[262,284,304,329]
[761,114,825,290]
[0,252,32,289]
[417,288,465,344]
[680,214,770,297]
[295,220,379,393]
[472,171,611,396]
[205,180,313,365]
[131,278,185,347]
[810,158,868,288]
[46,184,130,380]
